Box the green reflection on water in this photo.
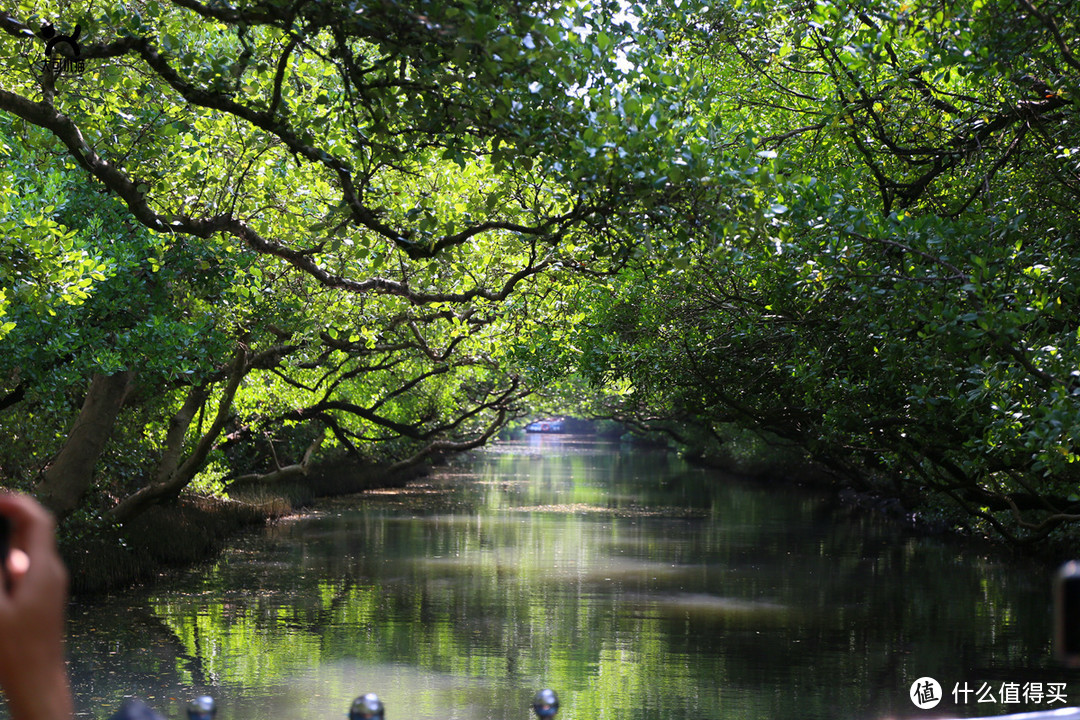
[42,439,1073,720]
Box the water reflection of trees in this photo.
[58,445,1068,720]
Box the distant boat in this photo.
[525,418,565,433]
[524,417,596,434]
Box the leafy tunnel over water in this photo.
[28,438,1073,720]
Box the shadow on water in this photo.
[33,437,1074,720]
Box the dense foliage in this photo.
[1,0,1078,546]
[0,0,696,523]
[565,0,1080,544]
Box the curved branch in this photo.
[1016,0,1080,73]
[227,433,325,489]
[107,348,247,523]
[0,86,560,304]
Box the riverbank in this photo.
[682,434,1080,565]
[63,460,430,595]
[63,496,278,595]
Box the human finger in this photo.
[0,493,60,557]
[0,493,66,601]
[6,548,30,577]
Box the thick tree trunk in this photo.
[34,371,134,520]
[107,349,246,525]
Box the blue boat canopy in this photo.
[525,417,565,433]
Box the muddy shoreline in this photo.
[63,460,430,595]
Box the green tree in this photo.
[563,0,1080,544]
[0,0,710,523]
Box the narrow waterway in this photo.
[42,438,1076,719]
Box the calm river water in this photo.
[40,438,1078,719]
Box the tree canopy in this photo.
[0,0,707,525]
[566,0,1080,544]
[1,0,1079,547]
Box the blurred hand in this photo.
[0,493,73,720]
